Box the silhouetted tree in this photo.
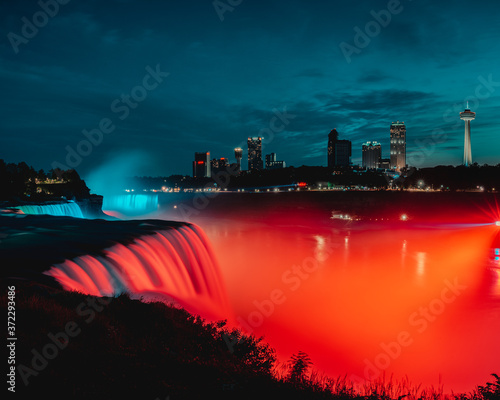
[286,351,313,386]
[0,160,91,201]
[478,374,500,400]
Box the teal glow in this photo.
[15,201,84,218]
[103,194,159,215]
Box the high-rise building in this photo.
[234,147,243,173]
[265,153,286,169]
[362,141,382,169]
[247,137,263,171]
[390,121,406,170]
[460,102,475,166]
[193,152,211,178]
[327,129,351,167]
[210,157,229,175]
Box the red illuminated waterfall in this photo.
[44,224,229,320]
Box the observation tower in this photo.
[460,102,476,166]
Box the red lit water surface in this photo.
[154,192,500,393]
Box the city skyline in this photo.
[180,107,486,176]
[1,0,500,179]
[199,123,390,175]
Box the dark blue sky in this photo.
[1,0,499,178]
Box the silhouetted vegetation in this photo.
[0,159,90,202]
[400,164,500,191]
[477,374,500,400]
[128,164,500,192]
[4,160,500,198]
[225,166,388,189]
[1,283,497,400]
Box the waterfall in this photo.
[15,201,84,218]
[43,223,229,320]
[103,194,159,215]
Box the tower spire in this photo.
[460,103,476,166]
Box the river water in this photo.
[105,191,500,392]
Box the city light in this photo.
[331,213,353,221]
[495,221,500,227]
[400,214,409,221]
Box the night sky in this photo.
[1,0,499,179]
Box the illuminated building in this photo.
[327,129,351,167]
[234,147,243,173]
[265,153,286,169]
[460,102,476,166]
[390,121,406,170]
[248,137,263,171]
[193,152,211,178]
[210,157,229,175]
[362,141,381,169]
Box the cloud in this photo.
[0,0,499,174]
[294,68,326,78]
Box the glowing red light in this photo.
[298,182,307,187]
[45,225,229,320]
[197,161,204,165]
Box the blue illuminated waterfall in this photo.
[15,201,84,218]
[103,193,159,215]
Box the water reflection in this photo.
[415,252,427,279]
[193,216,500,393]
[401,239,407,267]
[313,235,328,262]
[125,194,500,393]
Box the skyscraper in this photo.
[390,121,406,171]
[247,137,263,171]
[327,129,351,167]
[193,152,211,178]
[210,157,229,175]
[362,141,382,169]
[460,102,476,166]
